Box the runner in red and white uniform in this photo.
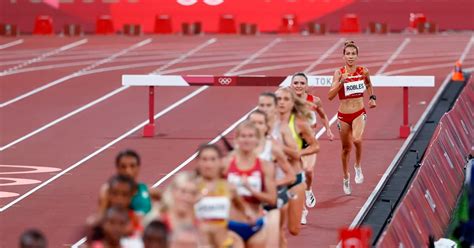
[248,109,295,248]
[223,121,277,248]
[328,40,377,195]
[290,72,334,224]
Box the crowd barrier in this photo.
[377,76,473,247]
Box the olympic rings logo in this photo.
[177,0,224,6]
[218,77,232,85]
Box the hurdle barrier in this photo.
[122,75,434,137]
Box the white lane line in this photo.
[459,34,474,62]
[0,87,128,151]
[232,54,400,76]
[0,39,152,108]
[0,39,218,151]
[0,39,88,76]
[382,35,472,76]
[0,50,177,67]
[303,38,344,73]
[74,39,153,76]
[72,238,87,248]
[0,39,24,50]
[151,38,217,74]
[0,52,184,75]
[377,38,411,75]
[232,61,325,76]
[0,86,209,213]
[225,38,282,76]
[80,60,239,77]
[384,62,455,75]
[315,115,338,138]
[346,31,474,244]
[5,45,456,78]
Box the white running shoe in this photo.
[343,176,351,195]
[301,207,308,225]
[305,190,316,208]
[354,165,364,184]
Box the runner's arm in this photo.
[314,97,330,131]
[328,70,343,100]
[298,121,320,156]
[363,67,376,108]
[280,125,301,160]
[272,142,296,186]
[244,161,277,206]
[230,186,256,220]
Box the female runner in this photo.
[223,121,277,248]
[194,144,249,248]
[257,92,308,243]
[328,40,376,195]
[275,87,320,230]
[248,109,295,247]
[160,171,200,247]
[290,72,334,213]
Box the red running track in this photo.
[0,33,473,247]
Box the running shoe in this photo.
[301,207,308,225]
[305,190,316,208]
[354,165,364,184]
[343,176,351,195]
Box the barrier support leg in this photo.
[399,86,410,138]
[143,86,155,137]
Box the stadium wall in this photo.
[1,0,473,33]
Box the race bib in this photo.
[227,173,262,196]
[344,80,365,96]
[194,196,230,220]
